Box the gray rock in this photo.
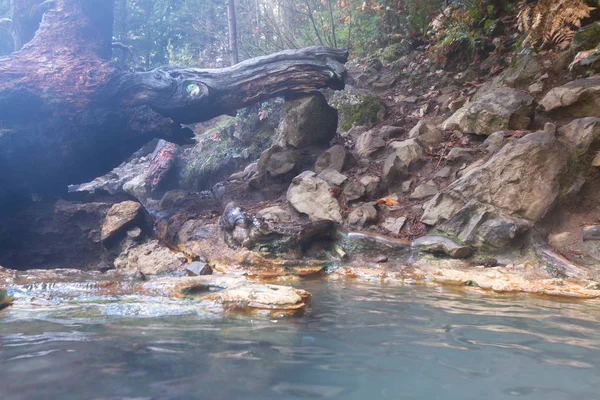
[408,120,442,145]
[343,181,366,202]
[274,93,337,148]
[318,169,348,187]
[409,181,438,200]
[502,55,542,87]
[481,131,507,154]
[540,77,600,118]
[444,88,535,135]
[383,217,407,234]
[355,129,387,157]
[421,127,569,248]
[583,226,600,241]
[411,235,473,258]
[315,144,353,173]
[360,175,381,196]
[447,147,478,163]
[387,139,425,171]
[256,146,300,179]
[347,203,378,227]
[258,206,292,223]
[186,261,212,276]
[528,81,544,95]
[558,117,600,154]
[382,154,409,191]
[287,171,343,223]
[402,179,413,193]
[329,87,387,133]
[435,166,453,179]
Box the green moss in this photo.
[381,43,406,62]
[339,94,386,131]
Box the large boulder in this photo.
[287,171,343,223]
[329,87,387,133]
[421,125,570,248]
[540,77,600,118]
[274,93,337,148]
[444,88,535,135]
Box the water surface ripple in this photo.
[2,281,600,400]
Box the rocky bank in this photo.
[2,38,600,315]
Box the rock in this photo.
[411,235,473,258]
[435,166,453,179]
[402,179,413,193]
[360,175,381,196]
[381,41,409,62]
[101,201,144,244]
[558,118,600,154]
[114,240,188,276]
[315,145,353,173]
[583,226,600,241]
[382,154,409,191]
[444,88,535,135]
[342,125,368,140]
[383,217,407,234]
[0,288,13,309]
[481,131,507,154]
[540,77,600,118]
[185,261,212,276]
[387,139,425,171]
[409,181,438,200]
[421,127,569,248]
[528,81,544,95]
[549,232,577,254]
[571,22,600,52]
[446,147,478,163]
[343,181,366,202]
[256,145,301,179]
[228,162,259,182]
[318,169,348,186]
[593,153,600,167]
[274,93,337,148]
[329,87,387,132]
[257,206,292,223]
[502,55,542,87]
[408,120,442,145]
[355,129,387,157]
[158,190,188,210]
[287,171,343,223]
[347,203,378,227]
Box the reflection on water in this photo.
[3,281,600,399]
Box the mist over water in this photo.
[2,281,600,400]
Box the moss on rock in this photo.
[330,88,387,133]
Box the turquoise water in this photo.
[2,281,600,400]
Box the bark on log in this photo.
[0,0,348,210]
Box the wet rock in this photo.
[329,87,387,133]
[318,169,348,187]
[274,93,337,148]
[315,144,353,173]
[287,171,343,223]
[101,201,144,244]
[0,288,13,310]
[444,88,535,135]
[347,203,378,227]
[446,147,478,163]
[571,22,600,52]
[421,126,569,248]
[257,206,292,224]
[382,217,407,234]
[114,240,188,276]
[583,226,600,241]
[408,120,442,145]
[387,139,425,171]
[540,77,600,118]
[558,117,600,154]
[411,235,473,258]
[185,261,212,276]
[409,181,438,200]
[343,180,366,202]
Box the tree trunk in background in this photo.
[227,0,239,65]
[0,0,347,211]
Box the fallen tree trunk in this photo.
[0,0,347,210]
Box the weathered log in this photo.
[0,0,347,209]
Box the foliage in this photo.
[517,0,592,48]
